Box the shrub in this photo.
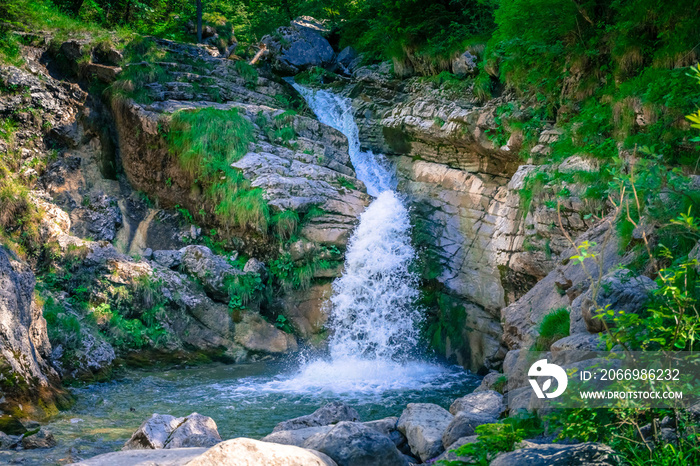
[532,307,570,351]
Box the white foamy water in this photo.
[292,84,395,196]
[269,84,468,394]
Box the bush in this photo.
[532,307,570,351]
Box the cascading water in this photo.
[237,83,471,394]
[293,84,422,362]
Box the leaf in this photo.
[542,378,552,391]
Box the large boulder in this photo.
[449,390,504,418]
[363,417,407,452]
[261,17,335,75]
[303,421,407,466]
[187,437,337,466]
[273,402,360,432]
[234,311,298,354]
[69,447,209,465]
[179,245,243,301]
[396,403,453,462]
[490,442,620,466]
[573,268,656,334]
[442,412,495,448]
[123,413,221,450]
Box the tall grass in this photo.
[167,107,269,232]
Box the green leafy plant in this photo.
[532,307,570,351]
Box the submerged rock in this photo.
[303,421,407,466]
[21,428,57,449]
[273,402,360,432]
[397,403,453,462]
[187,437,337,466]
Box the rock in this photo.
[261,17,335,74]
[397,403,453,462]
[432,435,478,464]
[550,333,605,365]
[234,311,298,353]
[303,421,407,466]
[162,413,221,449]
[179,245,243,301]
[474,372,506,393]
[187,437,337,466]
[263,426,334,447]
[0,247,58,414]
[152,250,183,269]
[69,447,208,465]
[21,428,57,449]
[558,155,599,173]
[123,413,180,450]
[502,220,623,350]
[336,47,361,74]
[82,63,122,83]
[449,391,504,418]
[123,412,220,450]
[273,402,360,432]
[575,268,656,334]
[442,412,495,448]
[280,283,331,338]
[452,50,477,76]
[243,258,267,279]
[363,417,406,450]
[70,192,123,242]
[489,442,620,466]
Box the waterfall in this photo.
[292,84,423,362]
[241,84,469,395]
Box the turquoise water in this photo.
[3,361,478,465]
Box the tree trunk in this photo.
[196,0,203,43]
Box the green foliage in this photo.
[234,60,258,87]
[167,107,270,232]
[341,0,494,69]
[272,210,300,240]
[226,273,264,310]
[532,307,570,351]
[424,293,466,354]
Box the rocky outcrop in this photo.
[111,46,369,256]
[70,448,208,466]
[123,413,221,450]
[0,247,64,419]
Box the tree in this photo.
[196,0,202,43]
